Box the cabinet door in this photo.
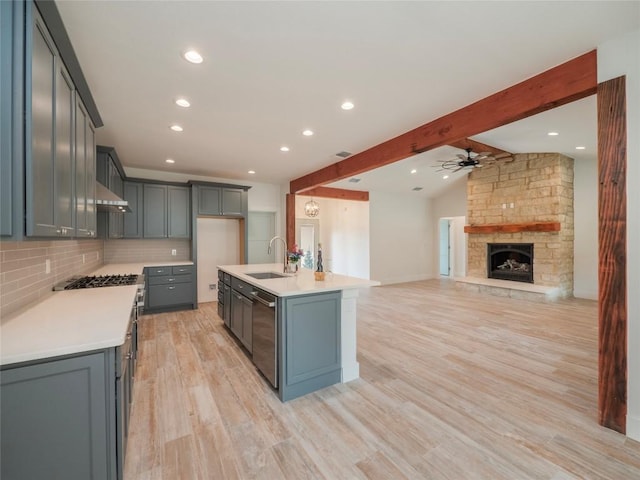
[85,121,96,236]
[75,98,88,235]
[168,186,190,238]
[0,352,110,480]
[27,12,57,236]
[222,188,243,216]
[55,62,75,236]
[143,184,167,238]
[241,295,253,352]
[198,186,221,215]
[230,291,244,339]
[1,0,15,236]
[223,284,231,327]
[123,181,143,238]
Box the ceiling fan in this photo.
[435,148,495,172]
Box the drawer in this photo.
[148,283,193,308]
[172,265,194,275]
[148,274,193,286]
[147,266,171,276]
[224,273,231,285]
[217,302,224,319]
[218,270,224,282]
[231,276,252,294]
[217,289,224,303]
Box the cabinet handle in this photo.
[56,228,62,234]
[125,352,133,360]
[168,286,175,290]
[168,278,175,282]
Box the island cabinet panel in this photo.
[1,352,113,480]
[280,291,342,402]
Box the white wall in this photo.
[369,191,434,284]
[196,218,239,303]
[573,157,598,300]
[598,28,640,441]
[295,196,370,279]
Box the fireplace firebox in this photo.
[487,243,534,283]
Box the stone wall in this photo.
[466,153,574,295]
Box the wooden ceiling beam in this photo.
[290,50,596,193]
[298,186,369,202]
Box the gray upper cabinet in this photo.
[143,184,190,239]
[222,188,243,216]
[196,185,245,217]
[143,184,167,238]
[25,7,79,238]
[123,181,143,238]
[75,95,96,238]
[198,186,221,216]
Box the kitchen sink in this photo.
[246,272,288,279]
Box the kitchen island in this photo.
[218,263,379,401]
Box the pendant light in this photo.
[304,198,320,217]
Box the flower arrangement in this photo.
[287,244,304,263]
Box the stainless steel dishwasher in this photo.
[251,288,277,388]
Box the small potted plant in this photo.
[287,244,304,273]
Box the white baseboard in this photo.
[573,289,598,300]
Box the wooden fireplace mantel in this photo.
[464,222,561,234]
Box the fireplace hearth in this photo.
[487,243,534,283]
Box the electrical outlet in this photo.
[209,283,216,290]
[45,259,51,274]
[171,249,177,256]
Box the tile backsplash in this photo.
[103,239,191,264]
[1,239,104,320]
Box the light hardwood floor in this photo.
[124,279,640,479]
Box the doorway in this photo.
[295,218,319,270]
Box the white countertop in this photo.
[0,261,193,367]
[217,263,379,297]
[0,285,138,366]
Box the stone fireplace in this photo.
[465,153,574,297]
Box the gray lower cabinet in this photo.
[0,351,115,480]
[145,264,196,312]
[230,288,252,352]
[26,7,76,237]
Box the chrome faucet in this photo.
[268,236,288,273]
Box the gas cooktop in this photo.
[54,274,143,291]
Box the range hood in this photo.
[95,182,131,213]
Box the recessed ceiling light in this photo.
[280,146,290,152]
[302,129,314,136]
[348,177,361,183]
[410,169,417,174]
[175,98,190,108]
[341,101,354,110]
[575,146,586,150]
[248,170,255,174]
[165,159,175,164]
[548,131,559,136]
[170,124,183,132]
[183,50,203,64]
[443,175,449,179]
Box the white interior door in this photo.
[439,218,451,276]
[248,211,276,264]
[196,217,240,303]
